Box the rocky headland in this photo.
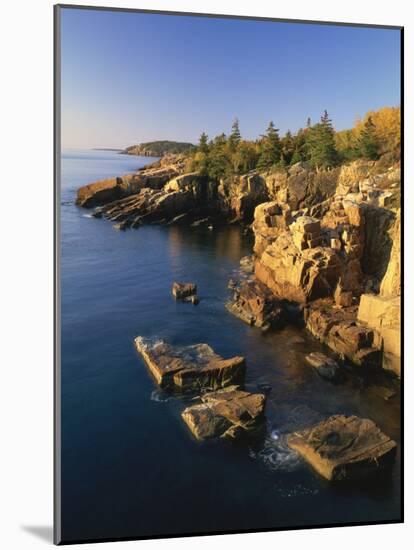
[76,151,400,479]
[76,153,401,376]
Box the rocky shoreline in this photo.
[75,152,401,481]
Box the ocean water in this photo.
[60,149,401,543]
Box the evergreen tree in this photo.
[306,117,312,128]
[206,133,232,180]
[306,110,338,169]
[290,148,303,165]
[281,130,295,165]
[198,131,209,154]
[358,116,380,160]
[229,118,241,151]
[257,121,281,170]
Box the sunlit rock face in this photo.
[134,337,246,392]
[287,415,397,481]
[181,386,267,441]
[249,159,400,374]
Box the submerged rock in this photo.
[134,337,246,392]
[181,386,266,440]
[226,279,284,330]
[305,352,340,381]
[287,415,397,481]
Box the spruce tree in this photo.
[198,131,209,154]
[358,117,380,160]
[257,121,281,170]
[229,118,241,151]
[306,110,338,169]
[281,130,295,165]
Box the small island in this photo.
[121,140,195,157]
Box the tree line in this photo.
[188,106,400,180]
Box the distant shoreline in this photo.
[92,147,124,152]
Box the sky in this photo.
[60,7,401,149]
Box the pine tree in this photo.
[306,117,312,128]
[306,110,338,169]
[257,121,281,170]
[358,116,380,160]
[229,118,241,151]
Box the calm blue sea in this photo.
[60,149,401,543]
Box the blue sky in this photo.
[60,7,401,149]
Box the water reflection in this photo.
[168,225,252,264]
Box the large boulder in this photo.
[181,386,266,440]
[305,352,340,381]
[287,415,397,481]
[304,299,381,368]
[226,279,284,330]
[252,201,292,256]
[335,160,375,197]
[255,228,341,303]
[164,172,204,196]
[135,165,180,189]
[134,337,246,392]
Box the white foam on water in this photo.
[249,435,302,473]
[150,389,172,403]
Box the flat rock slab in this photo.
[306,352,340,381]
[181,387,266,440]
[135,337,246,392]
[287,415,397,481]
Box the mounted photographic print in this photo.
[54,4,403,545]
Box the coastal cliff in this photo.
[75,154,400,377]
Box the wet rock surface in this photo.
[287,415,397,481]
[134,337,246,392]
[305,352,340,381]
[181,386,267,440]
